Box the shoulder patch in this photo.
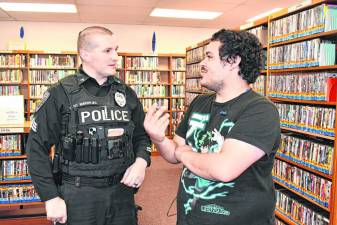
[35,91,50,113]
[30,118,38,132]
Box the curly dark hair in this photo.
[211,29,263,84]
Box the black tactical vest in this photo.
[58,75,135,177]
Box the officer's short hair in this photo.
[77,26,113,52]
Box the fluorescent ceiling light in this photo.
[0,2,77,13]
[150,8,222,20]
[246,8,282,22]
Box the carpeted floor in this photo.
[135,156,182,225]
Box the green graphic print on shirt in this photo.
[182,112,235,216]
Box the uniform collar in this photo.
[77,65,117,86]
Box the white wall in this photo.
[0,21,217,54]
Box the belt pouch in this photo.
[62,136,75,161]
[83,137,90,163]
[91,137,99,164]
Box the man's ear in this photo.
[229,56,241,71]
[79,49,89,61]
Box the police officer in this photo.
[26,26,151,225]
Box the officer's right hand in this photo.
[144,104,170,144]
[45,197,67,224]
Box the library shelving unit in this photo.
[0,51,78,221]
[121,53,186,153]
[0,51,29,120]
[185,39,211,108]
[243,17,269,96]
[28,51,78,120]
[267,1,337,224]
[116,53,126,80]
[0,122,46,221]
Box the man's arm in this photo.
[175,138,265,182]
[26,89,61,201]
[175,100,280,182]
[26,87,68,223]
[121,90,151,187]
[144,104,187,163]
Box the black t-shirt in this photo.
[175,89,281,225]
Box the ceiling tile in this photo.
[156,0,241,11]
[0,0,306,28]
[78,5,150,23]
[0,9,10,18]
[1,0,75,3]
[0,17,14,21]
[6,12,80,22]
[77,0,158,7]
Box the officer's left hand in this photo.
[121,157,147,188]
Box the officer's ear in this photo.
[79,49,89,61]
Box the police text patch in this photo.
[78,106,130,124]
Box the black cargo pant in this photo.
[57,180,138,225]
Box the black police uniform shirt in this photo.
[26,68,151,202]
[175,89,281,225]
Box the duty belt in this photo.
[62,173,124,187]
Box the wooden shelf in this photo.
[138,96,169,99]
[270,97,336,106]
[0,179,32,185]
[0,82,26,86]
[280,127,334,141]
[273,179,330,212]
[270,29,337,48]
[186,60,202,65]
[186,75,202,79]
[275,209,297,225]
[0,67,27,69]
[127,83,170,85]
[29,67,76,70]
[126,68,169,72]
[0,121,31,134]
[275,155,332,180]
[0,155,26,160]
[270,0,329,21]
[269,65,337,73]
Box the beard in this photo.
[201,78,223,92]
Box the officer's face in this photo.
[83,33,119,78]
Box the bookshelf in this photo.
[267,1,337,224]
[0,121,44,218]
[0,50,78,121]
[122,53,186,143]
[185,39,211,108]
[28,51,78,120]
[244,17,269,96]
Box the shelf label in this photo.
[288,0,312,13]
[0,127,24,134]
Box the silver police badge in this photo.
[115,92,126,107]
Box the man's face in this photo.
[82,34,119,78]
[199,41,229,92]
